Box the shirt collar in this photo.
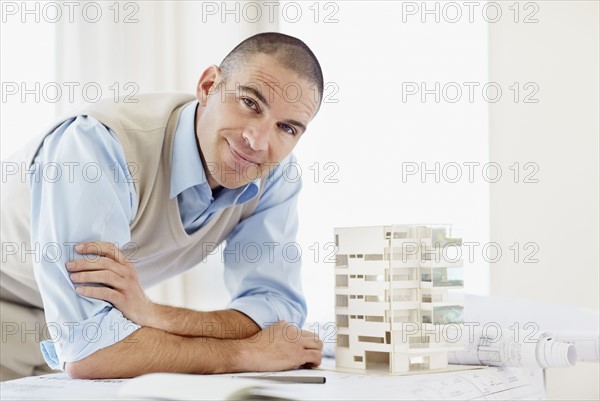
[170,100,207,199]
[169,100,261,201]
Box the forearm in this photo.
[145,305,261,339]
[66,322,324,380]
[65,326,248,379]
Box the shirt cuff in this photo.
[40,307,140,370]
[227,295,306,329]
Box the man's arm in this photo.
[29,116,141,369]
[66,323,322,379]
[66,242,322,379]
[224,154,308,329]
[146,306,261,338]
[66,327,239,379]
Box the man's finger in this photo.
[76,241,127,263]
[66,257,124,276]
[75,285,122,305]
[70,270,124,290]
[301,330,322,342]
[301,349,322,368]
[301,336,324,350]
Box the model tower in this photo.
[334,225,464,373]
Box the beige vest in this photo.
[1,93,265,309]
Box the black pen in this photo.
[235,375,326,384]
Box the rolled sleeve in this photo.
[41,306,139,370]
[29,115,140,369]
[224,154,307,328]
[228,293,306,330]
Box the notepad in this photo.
[118,373,296,401]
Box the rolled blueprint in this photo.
[448,328,580,369]
[551,331,600,363]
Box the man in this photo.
[0,32,324,380]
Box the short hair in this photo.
[219,32,324,106]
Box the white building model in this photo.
[334,225,465,373]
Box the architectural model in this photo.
[334,225,465,373]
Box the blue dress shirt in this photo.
[29,100,306,370]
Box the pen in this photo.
[235,375,326,384]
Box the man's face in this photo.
[195,53,319,189]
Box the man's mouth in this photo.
[229,146,260,168]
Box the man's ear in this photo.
[196,65,221,106]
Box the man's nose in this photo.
[242,124,270,151]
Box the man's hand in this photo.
[67,241,155,326]
[238,321,323,372]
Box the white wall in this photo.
[488,1,599,399]
[1,2,56,159]
[281,1,490,323]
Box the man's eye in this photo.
[242,97,258,111]
[278,123,296,136]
